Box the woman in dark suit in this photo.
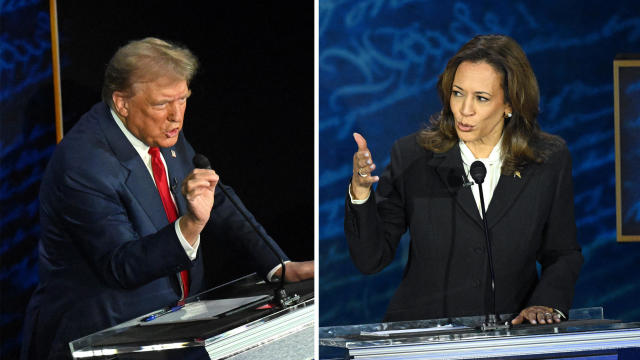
[345,34,583,325]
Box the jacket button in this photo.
[474,247,483,254]
[473,279,481,287]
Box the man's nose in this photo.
[167,101,181,121]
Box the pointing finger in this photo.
[353,132,369,152]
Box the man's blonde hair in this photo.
[101,37,199,109]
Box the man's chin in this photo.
[157,137,180,149]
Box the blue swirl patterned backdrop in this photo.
[319,0,640,326]
[0,0,56,358]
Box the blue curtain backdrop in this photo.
[0,0,56,358]
[319,0,640,326]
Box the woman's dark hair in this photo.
[418,34,561,174]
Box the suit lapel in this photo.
[97,105,185,296]
[97,105,170,231]
[430,145,483,229]
[486,165,535,230]
[429,139,537,231]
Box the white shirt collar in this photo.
[459,136,503,165]
[110,108,152,161]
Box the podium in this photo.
[69,273,314,359]
[319,308,640,359]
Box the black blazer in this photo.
[345,132,583,322]
[21,103,287,359]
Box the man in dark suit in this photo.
[21,37,312,359]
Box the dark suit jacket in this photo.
[345,132,583,322]
[21,102,287,359]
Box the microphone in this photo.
[461,176,474,188]
[469,161,508,330]
[469,161,486,185]
[192,154,298,308]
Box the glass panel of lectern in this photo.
[69,273,314,359]
[320,307,640,359]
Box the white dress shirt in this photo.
[459,138,503,218]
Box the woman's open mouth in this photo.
[456,121,474,132]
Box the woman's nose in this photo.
[460,96,475,117]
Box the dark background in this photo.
[0,1,313,358]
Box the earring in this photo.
[505,112,512,118]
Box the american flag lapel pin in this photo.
[171,150,176,158]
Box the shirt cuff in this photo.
[175,217,200,261]
[267,260,292,282]
[349,182,370,204]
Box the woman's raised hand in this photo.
[351,132,379,200]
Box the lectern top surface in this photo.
[69,273,314,358]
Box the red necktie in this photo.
[149,147,189,301]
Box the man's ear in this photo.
[112,91,129,118]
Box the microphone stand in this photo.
[470,161,510,331]
[193,154,300,308]
[477,187,509,330]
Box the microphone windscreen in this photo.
[193,154,212,170]
[470,161,487,185]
